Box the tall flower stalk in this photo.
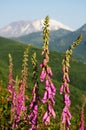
[60,34,82,130]
[15,45,29,126]
[8,46,29,129]
[8,54,15,127]
[28,52,40,130]
[40,16,56,125]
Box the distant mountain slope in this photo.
[0,19,72,37]
[52,24,86,62]
[14,24,86,63]
[14,29,71,46]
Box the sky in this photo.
[0,0,86,30]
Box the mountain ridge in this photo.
[0,19,73,37]
[14,24,86,63]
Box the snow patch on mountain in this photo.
[0,19,73,37]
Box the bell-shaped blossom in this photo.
[60,84,64,94]
[42,91,48,103]
[62,106,72,125]
[46,67,53,76]
[50,82,56,93]
[43,111,50,125]
[64,94,71,106]
[8,84,14,94]
[48,104,56,119]
[40,71,46,82]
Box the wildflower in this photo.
[40,16,56,125]
[60,34,82,130]
[7,46,29,129]
[28,52,40,130]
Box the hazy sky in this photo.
[0,0,86,30]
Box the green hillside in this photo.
[0,36,86,91]
[0,36,86,129]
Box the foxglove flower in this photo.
[40,71,46,82]
[7,46,29,129]
[60,34,82,130]
[40,16,56,125]
[29,52,40,130]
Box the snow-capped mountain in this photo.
[0,19,73,37]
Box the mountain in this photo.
[0,19,72,37]
[51,24,86,62]
[14,29,71,46]
[14,24,86,63]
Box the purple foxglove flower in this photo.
[8,84,14,94]
[48,104,56,118]
[33,105,38,114]
[65,85,70,93]
[63,74,66,81]
[42,91,48,103]
[66,75,70,82]
[16,116,20,123]
[47,67,53,76]
[51,108,56,118]
[32,87,36,94]
[46,79,49,87]
[43,111,50,125]
[49,96,55,105]
[31,115,37,124]
[62,106,72,125]
[60,84,64,94]
[63,82,68,87]
[40,71,46,82]
[45,115,50,125]
[40,60,47,68]
[43,59,47,66]
[64,94,71,106]
[28,113,33,119]
[50,82,56,93]
[67,108,72,120]
[40,63,43,68]
[43,111,48,121]
[47,86,52,96]
[16,106,21,115]
[62,67,65,73]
